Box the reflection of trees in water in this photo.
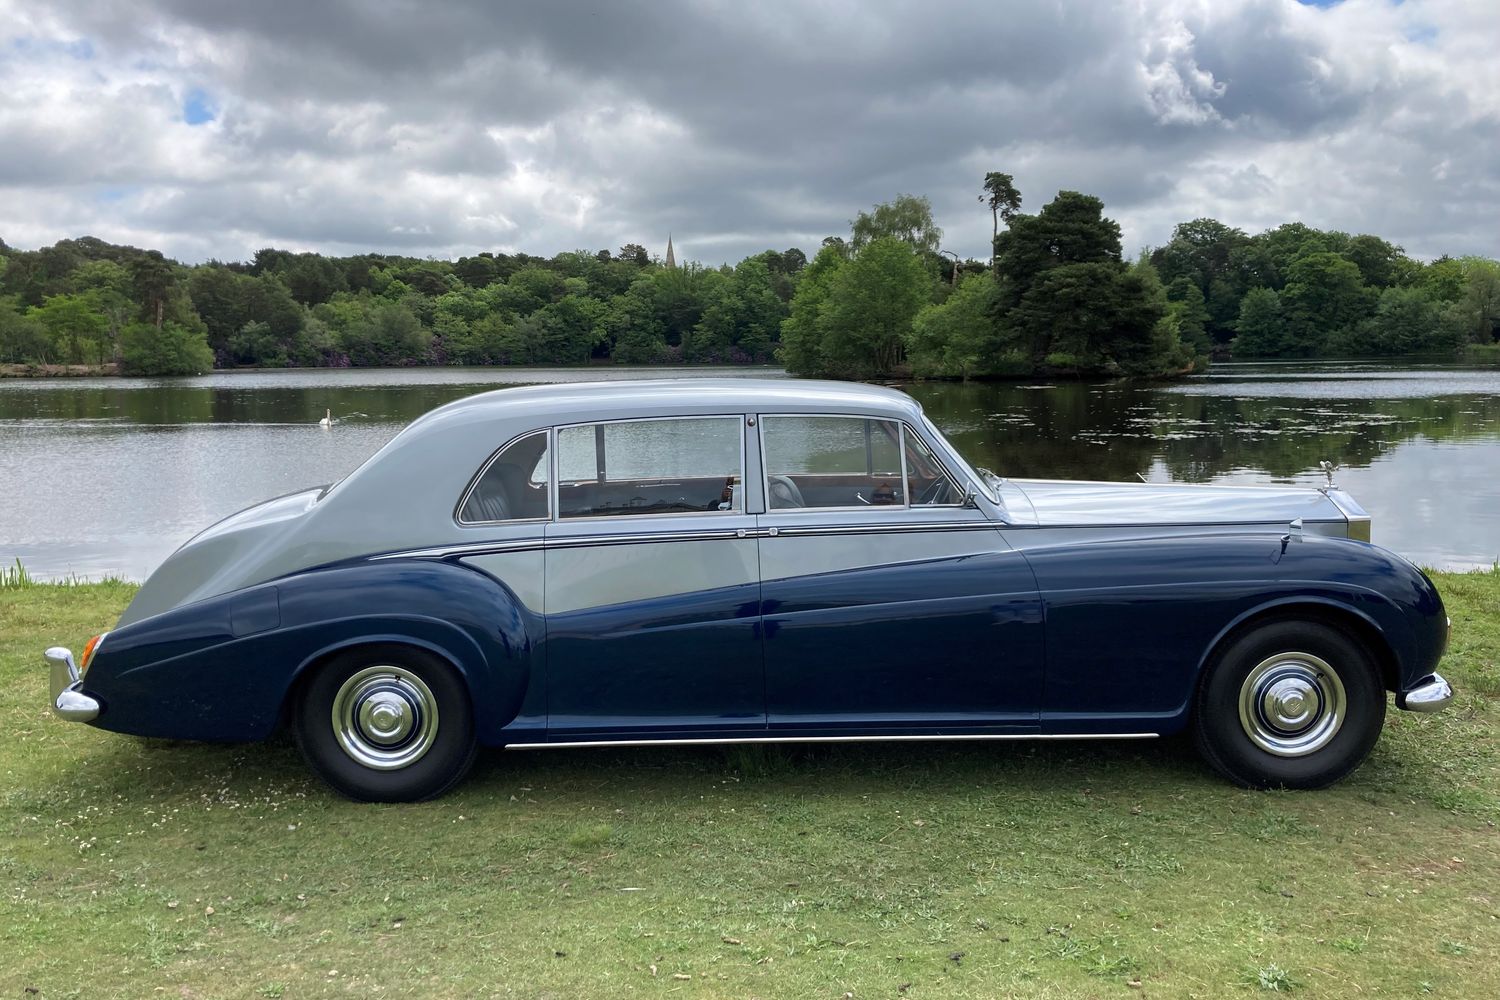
[0,383,482,426]
[6,373,1500,485]
[910,380,1500,483]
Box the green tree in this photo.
[617,244,650,267]
[130,251,177,327]
[778,245,847,376]
[189,266,251,353]
[1280,252,1375,352]
[991,190,1187,376]
[73,260,133,361]
[907,272,1006,378]
[280,253,347,305]
[980,172,1021,253]
[0,307,51,363]
[605,278,668,363]
[1165,277,1211,355]
[119,320,214,375]
[1233,287,1289,357]
[1420,256,1467,303]
[816,237,930,377]
[994,191,1122,314]
[850,194,942,254]
[29,294,108,363]
[1253,222,1339,289]
[1455,258,1500,343]
[1344,286,1450,355]
[1343,234,1407,289]
[338,301,430,365]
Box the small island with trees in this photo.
[3,175,1498,379]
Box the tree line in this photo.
[0,237,801,375]
[1146,218,1500,359]
[2,177,1496,378]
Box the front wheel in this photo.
[294,644,477,802]
[1193,620,1385,789]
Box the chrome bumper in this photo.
[46,647,101,722]
[1396,673,1453,713]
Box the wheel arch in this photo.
[1194,596,1400,696]
[276,628,481,735]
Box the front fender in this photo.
[1018,531,1447,734]
[80,559,541,744]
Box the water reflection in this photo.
[1,362,1496,578]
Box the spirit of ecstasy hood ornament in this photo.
[1318,460,1340,491]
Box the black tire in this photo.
[294,644,477,802]
[1193,619,1385,790]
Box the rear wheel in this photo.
[1193,620,1384,789]
[294,644,477,802]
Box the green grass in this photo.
[3,572,1498,998]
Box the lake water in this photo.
[2,361,1497,580]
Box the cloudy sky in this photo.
[1,0,1496,267]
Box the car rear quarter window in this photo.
[457,430,551,524]
[557,416,743,519]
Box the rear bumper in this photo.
[1396,673,1453,713]
[46,647,101,723]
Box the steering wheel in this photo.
[917,478,952,506]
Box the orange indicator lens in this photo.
[80,633,105,672]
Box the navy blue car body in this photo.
[46,380,1452,800]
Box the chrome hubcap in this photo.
[331,665,439,770]
[1238,652,1346,757]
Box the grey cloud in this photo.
[1,0,1497,265]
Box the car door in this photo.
[542,414,765,738]
[755,414,1044,733]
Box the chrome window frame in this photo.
[551,413,749,522]
[454,429,554,527]
[902,424,967,508]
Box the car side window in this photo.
[458,430,551,524]
[556,416,742,519]
[761,415,907,509]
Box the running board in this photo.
[504,732,1159,750]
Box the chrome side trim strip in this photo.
[372,520,1002,561]
[999,518,1347,531]
[767,520,995,538]
[553,529,746,549]
[372,538,548,560]
[505,732,1159,750]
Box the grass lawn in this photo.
[3,572,1498,999]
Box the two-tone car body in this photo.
[47,379,1452,800]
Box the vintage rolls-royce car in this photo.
[47,379,1452,801]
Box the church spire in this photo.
[665,234,676,269]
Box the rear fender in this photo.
[83,559,540,744]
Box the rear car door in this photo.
[755,414,1044,733]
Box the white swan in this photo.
[318,408,333,427]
